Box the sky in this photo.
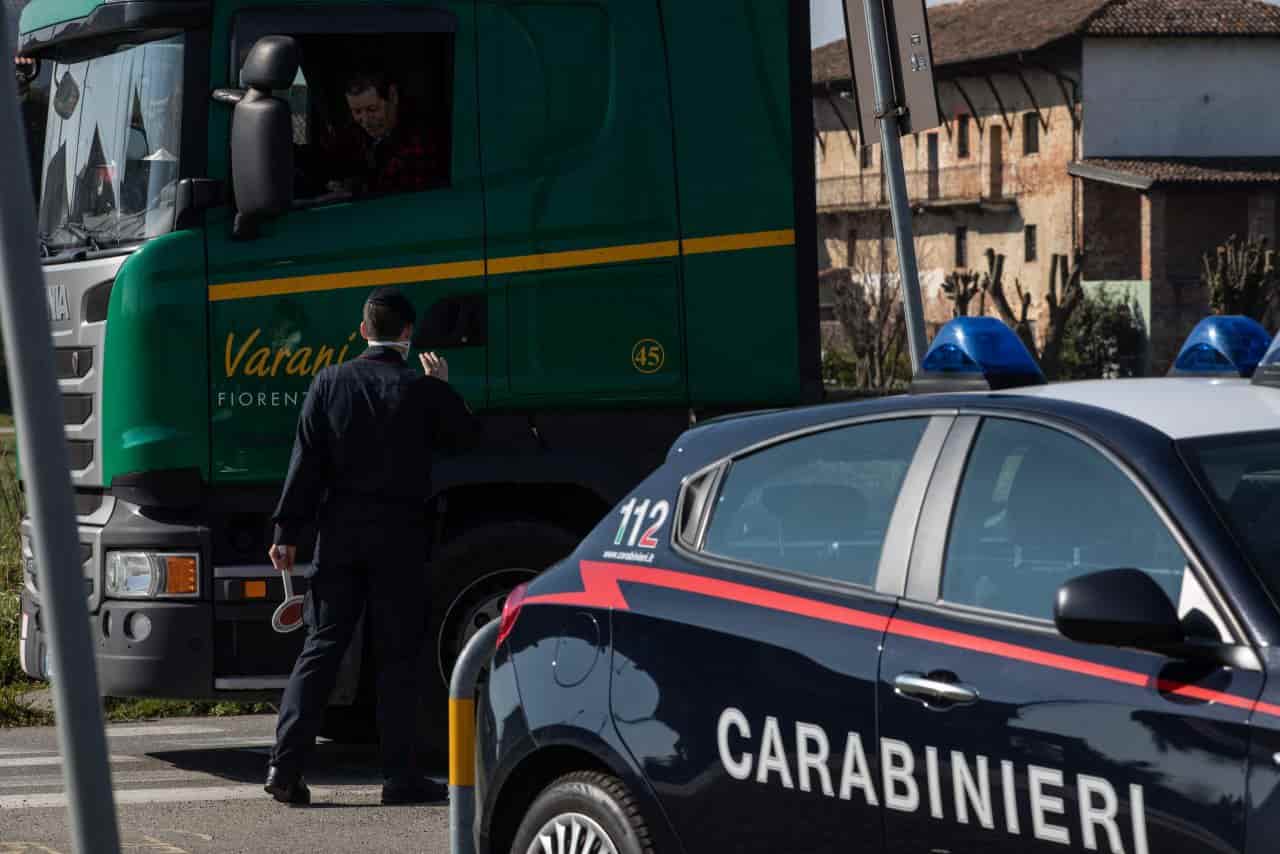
[811,0,958,47]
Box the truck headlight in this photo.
[20,535,36,595]
[105,552,199,598]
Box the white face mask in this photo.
[367,339,411,356]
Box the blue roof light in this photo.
[1170,316,1271,378]
[913,317,1046,392]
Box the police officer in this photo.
[264,287,477,806]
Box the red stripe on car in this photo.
[524,560,1278,721]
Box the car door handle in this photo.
[894,672,979,708]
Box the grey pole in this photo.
[857,0,930,372]
[449,618,499,854]
[0,30,122,854]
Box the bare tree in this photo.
[829,232,937,391]
[832,271,905,392]
[940,248,1086,379]
[1201,234,1280,328]
[941,269,985,319]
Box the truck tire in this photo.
[419,521,582,763]
[510,771,654,854]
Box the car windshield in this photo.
[37,35,184,255]
[1182,431,1280,594]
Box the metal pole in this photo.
[449,619,499,854]
[858,0,930,372]
[0,29,122,854]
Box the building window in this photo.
[846,229,858,268]
[1025,225,1038,262]
[955,226,968,268]
[957,115,970,159]
[1023,112,1040,156]
[860,143,872,170]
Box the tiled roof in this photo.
[1073,157,1280,187]
[813,0,1280,84]
[1087,0,1280,36]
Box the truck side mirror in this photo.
[230,35,298,238]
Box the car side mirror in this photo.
[230,35,298,238]
[1054,569,1183,649]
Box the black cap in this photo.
[365,286,416,325]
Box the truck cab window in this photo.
[37,35,185,255]
[236,30,454,206]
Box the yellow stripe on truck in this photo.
[449,697,476,788]
[207,229,795,303]
[683,228,796,256]
[487,239,680,275]
[208,260,486,302]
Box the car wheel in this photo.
[511,771,654,854]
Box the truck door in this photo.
[475,0,685,405]
[204,4,485,483]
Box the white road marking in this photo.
[0,785,384,809]
[0,748,54,757]
[0,756,140,768]
[154,737,276,750]
[0,770,250,790]
[105,725,225,739]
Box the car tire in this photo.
[417,521,581,763]
[510,771,654,854]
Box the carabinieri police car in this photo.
[469,316,1280,854]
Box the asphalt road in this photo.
[0,715,450,853]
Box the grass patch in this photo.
[0,685,52,726]
[104,698,275,722]
[0,441,45,727]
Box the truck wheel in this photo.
[419,521,581,762]
[511,771,654,854]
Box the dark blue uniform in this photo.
[270,344,476,784]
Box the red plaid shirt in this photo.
[328,119,448,195]
[365,122,447,194]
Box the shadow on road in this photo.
[146,742,384,788]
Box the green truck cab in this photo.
[15,0,819,748]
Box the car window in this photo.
[701,418,928,587]
[942,419,1191,622]
[1181,431,1280,604]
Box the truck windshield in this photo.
[1182,431,1280,597]
[37,35,184,255]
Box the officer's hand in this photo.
[419,351,449,383]
[268,544,296,572]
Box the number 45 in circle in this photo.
[631,339,665,374]
[614,498,671,549]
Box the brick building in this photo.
[813,0,1280,371]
